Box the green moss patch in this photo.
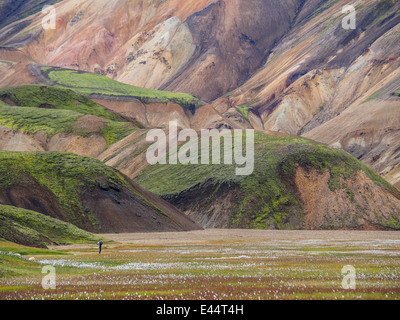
[0,105,81,136]
[0,103,138,146]
[0,85,120,121]
[0,205,100,248]
[0,100,10,107]
[44,68,200,108]
[100,121,138,147]
[235,99,259,120]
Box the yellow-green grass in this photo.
[43,68,200,108]
[0,85,121,121]
[0,104,137,145]
[0,105,81,136]
[0,151,131,231]
[0,204,101,248]
[1,234,399,300]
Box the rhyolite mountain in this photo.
[0,0,62,29]
[0,0,399,236]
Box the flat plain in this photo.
[1,229,400,300]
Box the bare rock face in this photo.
[161,0,301,101]
[0,126,45,152]
[210,0,400,185]
[294,167,400,230]
[304,100,400,187]
[0,0,215,94]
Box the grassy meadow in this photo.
[0,230,399,300]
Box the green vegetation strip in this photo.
[0,104,137,145]
[100,121,137,147]
[45,69,200,107]
[0,204,100,248]
[0,105,81,136]
[235,99,259,120]
[0,85,120,121]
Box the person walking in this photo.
[97,241,103,254]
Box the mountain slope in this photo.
[0,84,139,157]
[0,0,62,29]
[0,204,100,248]
[0,0,305,101]
[0,0,397,186]
[212,0,400,185]
[0,151,201,233]
[113,130,400,230]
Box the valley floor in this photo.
[1,230,400,300]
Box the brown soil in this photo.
[0,126,45,152]
[169,180,241,229]
[295,167,400,230]
[76,176,202,233]
[0,180,67,221]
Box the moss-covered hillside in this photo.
[0,204,100,248]
[40,67,201,108]
[136,132,400,230]
[0,85,122,121]
[0,85,139,147]
[0,151,200,234]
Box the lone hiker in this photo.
[97,241,103,254]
